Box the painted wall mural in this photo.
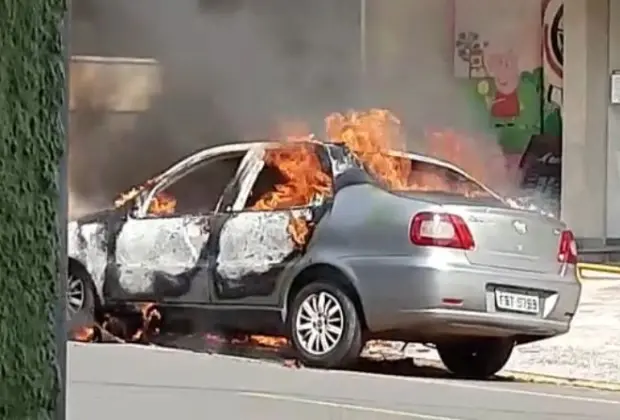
[532,0,563,212]
[452,0,563,157]
[453,0,544,158]
[542,0,563,138]
[452,0,563,213]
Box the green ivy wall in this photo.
[0,0,66,418]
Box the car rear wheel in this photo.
[437,338,514,379]
[288,282,363,368]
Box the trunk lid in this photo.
[436,197,565,273]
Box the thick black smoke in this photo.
[69,0,518,217]
[69,0,362,214]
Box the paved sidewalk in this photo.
[405,280,620,383]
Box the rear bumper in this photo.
[345,255,582,340]
[386,308,570,340]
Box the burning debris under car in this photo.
[69,108,559,365]
[71,302,162,344]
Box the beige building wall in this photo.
[70,55,160,112]
[562,0,620,239]
[68,56,161,218]
[606,0,620,238]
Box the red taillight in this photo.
[558,230,578,264]
[410,212,475,250]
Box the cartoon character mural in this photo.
[485,49,522,120]
[453,1,562,155]
[452,0,563,212]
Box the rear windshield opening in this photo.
[368,155,493,199]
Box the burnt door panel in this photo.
[106,214,212,303]
[209,208,313,305]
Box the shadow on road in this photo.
[68,310,514,383]
[144,333,516,383]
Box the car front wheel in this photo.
[437,338,514,379]
[67,272,95,323]
[288,282,363,368]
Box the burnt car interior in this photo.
[243,163,285,209]
[242,143,331,210]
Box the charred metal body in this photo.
[67,139,582,373]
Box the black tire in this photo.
[437,337,514,379]
[288,281,363,369]
[66,270,96,326]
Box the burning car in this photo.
[67,110,581,378]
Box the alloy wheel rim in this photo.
[67,275,85,317]
[295,291,344,356]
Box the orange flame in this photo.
[132,302,162,341]
[251,140,332,247]
[326,109,412,190]
[72,326,97,342]
[287,216,311,248]
[325,109,491,197]
[251,141,332,211]
[148,192,177,216]
[248,335,289,348]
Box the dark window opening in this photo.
[407,160,490,198]
[244,164,286,210]
[147,154,244,216]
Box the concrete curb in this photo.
[577,263,620,281]
[412,358,620,392]
[500,370,620,392]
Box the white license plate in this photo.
[495,290,540,314]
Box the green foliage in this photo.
[0,0,66,418]
[543,108,562,138]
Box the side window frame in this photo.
[133,151,248,219]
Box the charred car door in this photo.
[208,142,333,306]
[103,150,247,304]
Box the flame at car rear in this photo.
[326,109,412,190]
[325,109,490,198]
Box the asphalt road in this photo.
[68,343,620,420]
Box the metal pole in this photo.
[360,0,367,76]
[359,0,368,105]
